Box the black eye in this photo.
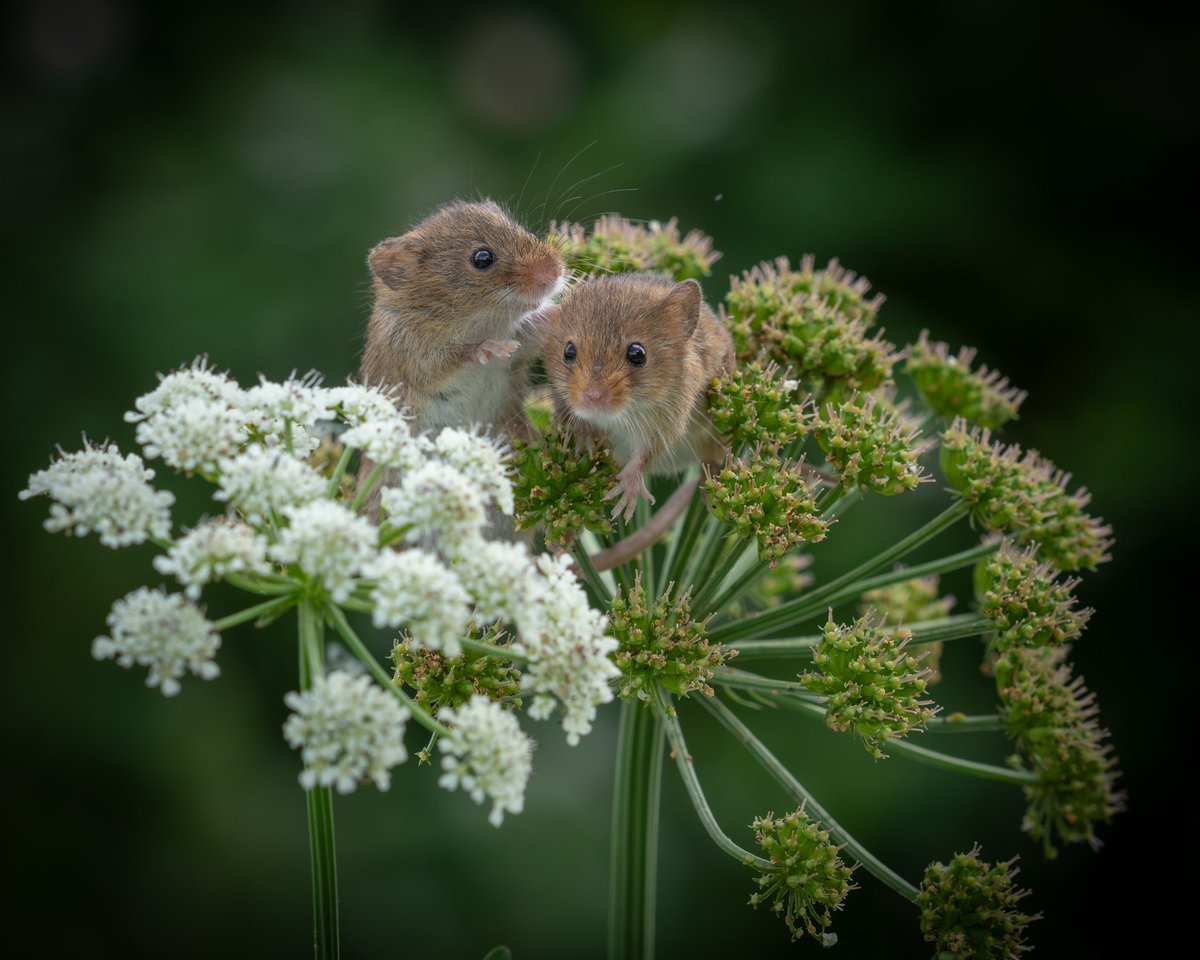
[472,248,496,269]
[564,342,577,363]
[626,342,646,366]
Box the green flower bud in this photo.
[861,574,955,683]
[610,574,729,703]
[906,332,1027,428]
[917,844,1038,959]
[801,613,939,758]
[995,647,1124,856]
[977,541,1092,653]
[748,807,857,945]
[392,625,522,717]
[549,215,720,281]
[705,457,830,567]
[511,428,618,546]
[708,360,812,456]
[814,392,930,495]
[940,420,1113,571]
[724,256,895,402]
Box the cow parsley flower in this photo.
[244,370,336,433]
[283,671,410,793]
[365,549,471,654]
[92,587,221,696]
[453,540,538,625]
[327,382,406,426]
[271,501,377,603]
[380,460,487,550]
[438,695,534,826]
[20,442,174,548]
[433,427,515,515]
[153,518,271,598]
[134,395,246,476]
[124,356,245,423]
[340,418,431,470]
[214,446,327,525]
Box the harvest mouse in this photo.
[360,199,566,439]
[540,273,735,521]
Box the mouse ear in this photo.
[368,236,416,290]
[663,279,703,338]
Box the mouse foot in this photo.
[604,464,655,523]
[471,339,520,364]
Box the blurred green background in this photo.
[4,1,1192,956]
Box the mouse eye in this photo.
[626,342,647,367]
[472,248,496,269]
[564,342,577,363]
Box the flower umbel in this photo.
[906,331,1027,428]
[813,392,930,495]
[708,360,811,457]
[550,215,721,281]
[392,626,522,717]
[270,501,377,604]
[438,695,534,827]
[153,518,271,599]
[861,573,955,683]
[511,427,617,546]
[978,541,1092,653]
[365,548,471,654]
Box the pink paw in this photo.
[603,464,655,522]
[473,339,520,364]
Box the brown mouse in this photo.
[360,200,565,440]
[540,273,735,521]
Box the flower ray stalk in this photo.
[726,613,990,659]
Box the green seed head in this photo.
[391,624,522,716]
[511,427,618,546]
[861,574,955,683]
[978,540,1092,653]
[549,215,721,281]
[906,331,1027,428]
[814,391,930,495]
[708,360,812,457]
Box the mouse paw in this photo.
[603,464,656,523]
[473,339,520,364]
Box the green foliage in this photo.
[906,331,1026,428]
[511,427,617,546]
[549,215,720,281]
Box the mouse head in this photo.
[368,200,564,330]
[543,274,703,428]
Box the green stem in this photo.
[684,520,733,597]
[327,445,354,499]
[926,714,1009,733]
[224,572,296,596]
[460,636,531,665]
[725,614,991,660]
[698,695,918,902]
[573,543,612,606]
[663,474,709,588]
[298,602,339,960]
[213,594,297,632]
[701,552,768,618]
[710,667,816,697]
[608,701,665,960]
[691,536,751,613]
[350,463,384,513]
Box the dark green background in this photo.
[4,2,1191,956]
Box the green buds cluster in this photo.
[801,614,939,758]
[861,574,955,683]
[917,845,1038,959]
[940,419,1113,571]
[549,215,721,281]
[748,807,856,945]
[609,574,727,703]
[392,626,522,717]
[978,541,1092,653]
[511,428,618,546]
[705,458,829,566]
[708,360,811,456]
[724,256,894,403]
[813,392,929,495]
[996,647,1123,856]
[906,332,1027,428]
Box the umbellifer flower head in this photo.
[433,427,515,516]
[270,501,377,603]
[392,624,522,717]
[706,457,829,566]
[801,613,939,758]
[813,392,930,495]
[550,215,721,281]
[860,573,955,683]
[380,460,487,551]
[708,360,811,456]
[214,445,327,526]
[153,517,271,599]
[511,427,617,546]
[610,574,728,703]
[92,587,221,696]
[906,331,1027,428]
[282,670,410,793]
[339,417,430,470]
[724,255,894,402]
[748,806,856,945]
[917,844,1038,959]
[364,548,471,654]
[977,540,1092,653]
[20,441,174,548]
[438,695,534,827]
[940,419,1113,571]
[995,646,1123,856]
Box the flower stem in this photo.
[350,463,384,513]
[299,601,339,960]
[926,714,1009,733]
[725,614,991,659]
[460,636,531,665]
[213,593,297,632]
[698,695,919,902]
[662,473,709,588]
[690,535,752,613]
[609,700,665,960]
[327,446,354,499]
[573,542,613,606]
[224,572,297,596]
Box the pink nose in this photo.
[533,260,562,290]
[583,385,606,406]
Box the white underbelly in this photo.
[422,361,513,432]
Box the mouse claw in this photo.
[604,465,655,523]
[474,339,520,364]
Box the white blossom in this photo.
[244,370,336,436]
[259,421,323,459]
[270,501,377,603]
[153,518,271,598]
[214,446,326,525]
[340,418,431,470]
[433,427,515,515]
[124,356,245,424]
[20,442,174,548]
[380,460,487,548]
[453,540,538,625]
[328,382,407,426]
[438,695,533,826]
[512,554,620,745]
[364,549,471,654]
[92,587,220,696]
[283,671,410,794]
[134,395,246,474]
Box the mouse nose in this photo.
[531,258,562,291]
[583,385,607,406]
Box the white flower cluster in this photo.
[433,427,515,515]
[270,501,376,603]
[283,670,410,793]
[340,419,430,470]
[328,382,404,426]
[20,443,174,548]
[153,519,271,598]
[92,587,221,696]
[214,446,326,524]
[380,460,487,549]
[365,549,471,654]
[244,370,334,456]
[438,695,533,827]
